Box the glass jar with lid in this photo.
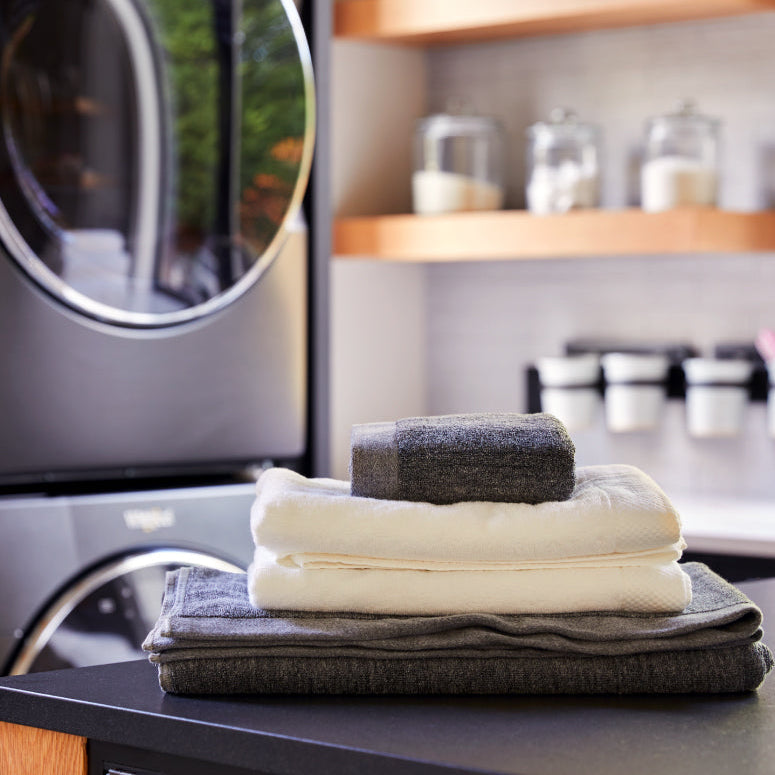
[412,111,505,215]
[641,100,720,212]
[525,108,601,215]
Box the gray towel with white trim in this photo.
[143,563,773,695]
[349,412,576,504]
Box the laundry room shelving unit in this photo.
[332,0,775,263]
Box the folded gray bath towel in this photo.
[349,412,576,504]
[143,563,773,695]
[156,643,773,695]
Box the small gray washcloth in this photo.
[349,412,576,504]
[143,562,773,695]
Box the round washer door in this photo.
[0,0,314,327]
[7,548,243,675]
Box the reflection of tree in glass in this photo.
[146,0,217,246]
[144,0,306,262]
[239,1,306,256]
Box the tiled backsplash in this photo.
[425,254,775,498]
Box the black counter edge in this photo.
[0,685,495,775]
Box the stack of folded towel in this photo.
[143,412,773,695]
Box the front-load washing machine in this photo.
[0,481,257,675]
[0,0,323,673]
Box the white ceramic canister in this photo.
[536,353,601,431]
[600,353,670,432]
[683,358,752,437]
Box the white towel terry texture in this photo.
[248,463,692,615]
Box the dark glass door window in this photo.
[0,0,313,326]
[7,549,243,674]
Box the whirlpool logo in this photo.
[123,507,176,533]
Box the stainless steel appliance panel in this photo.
[0,225,307,484]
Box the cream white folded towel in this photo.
[248,463,691,614]
[276,543,685,571]
[248,547,692,614]
[250,464,683,565]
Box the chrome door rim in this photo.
[8,547,243,675]
[0,0,315,329]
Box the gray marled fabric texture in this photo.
[144,564,760,655]
[350,412,576,504]
[144,563,773,695]
[349,421,397,501]
[157,644,773,696]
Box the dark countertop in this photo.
[2,577,775,775]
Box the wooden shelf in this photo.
[333,208,775,261]
[334,0,775,45]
